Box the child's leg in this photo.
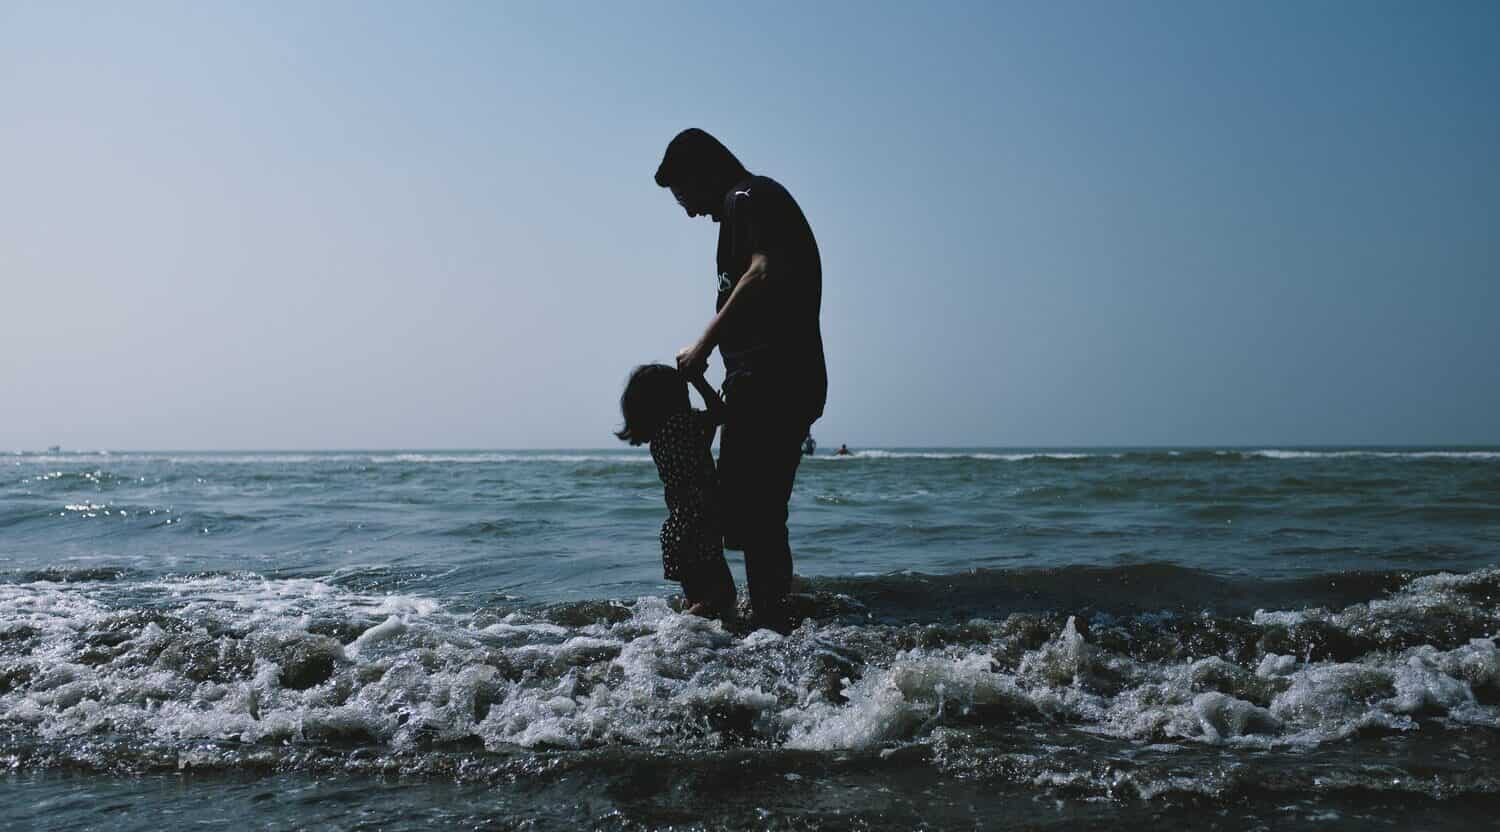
[680,556,737,615]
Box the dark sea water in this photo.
[2,448,1498,830]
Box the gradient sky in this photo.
[2,1,1496,450]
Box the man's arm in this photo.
[676,252,770,375]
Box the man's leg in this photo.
[719,372,814,631]
[735,419,807,631]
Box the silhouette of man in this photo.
[655,128,827,632]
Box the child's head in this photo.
[615,363,689,446]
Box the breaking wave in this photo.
[2,566,1497,805]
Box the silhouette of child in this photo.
[615,364,737,618]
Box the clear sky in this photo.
[2,1,1496,450]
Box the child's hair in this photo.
[615,363,690,446]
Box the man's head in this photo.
[654,128,749,222]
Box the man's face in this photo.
[669,180,720,222]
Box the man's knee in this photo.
[734,506,789,545]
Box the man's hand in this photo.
[676,341,711,376]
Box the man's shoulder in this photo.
[725,176,792,219]
[734,175,792,198]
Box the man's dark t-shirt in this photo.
[715,175,827,424]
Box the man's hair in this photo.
[614,363,690,446]
[654,128,749,189]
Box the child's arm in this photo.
[687,372,728,424]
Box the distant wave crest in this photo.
[8,448,1497,466]
[1249,449,1500,461]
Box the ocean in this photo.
[1,448,1497,830]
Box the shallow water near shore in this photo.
[2,447,1497,829]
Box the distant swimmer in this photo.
[801,435,816,456]
[835,444,851,456]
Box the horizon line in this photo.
[10,443,1500,454]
